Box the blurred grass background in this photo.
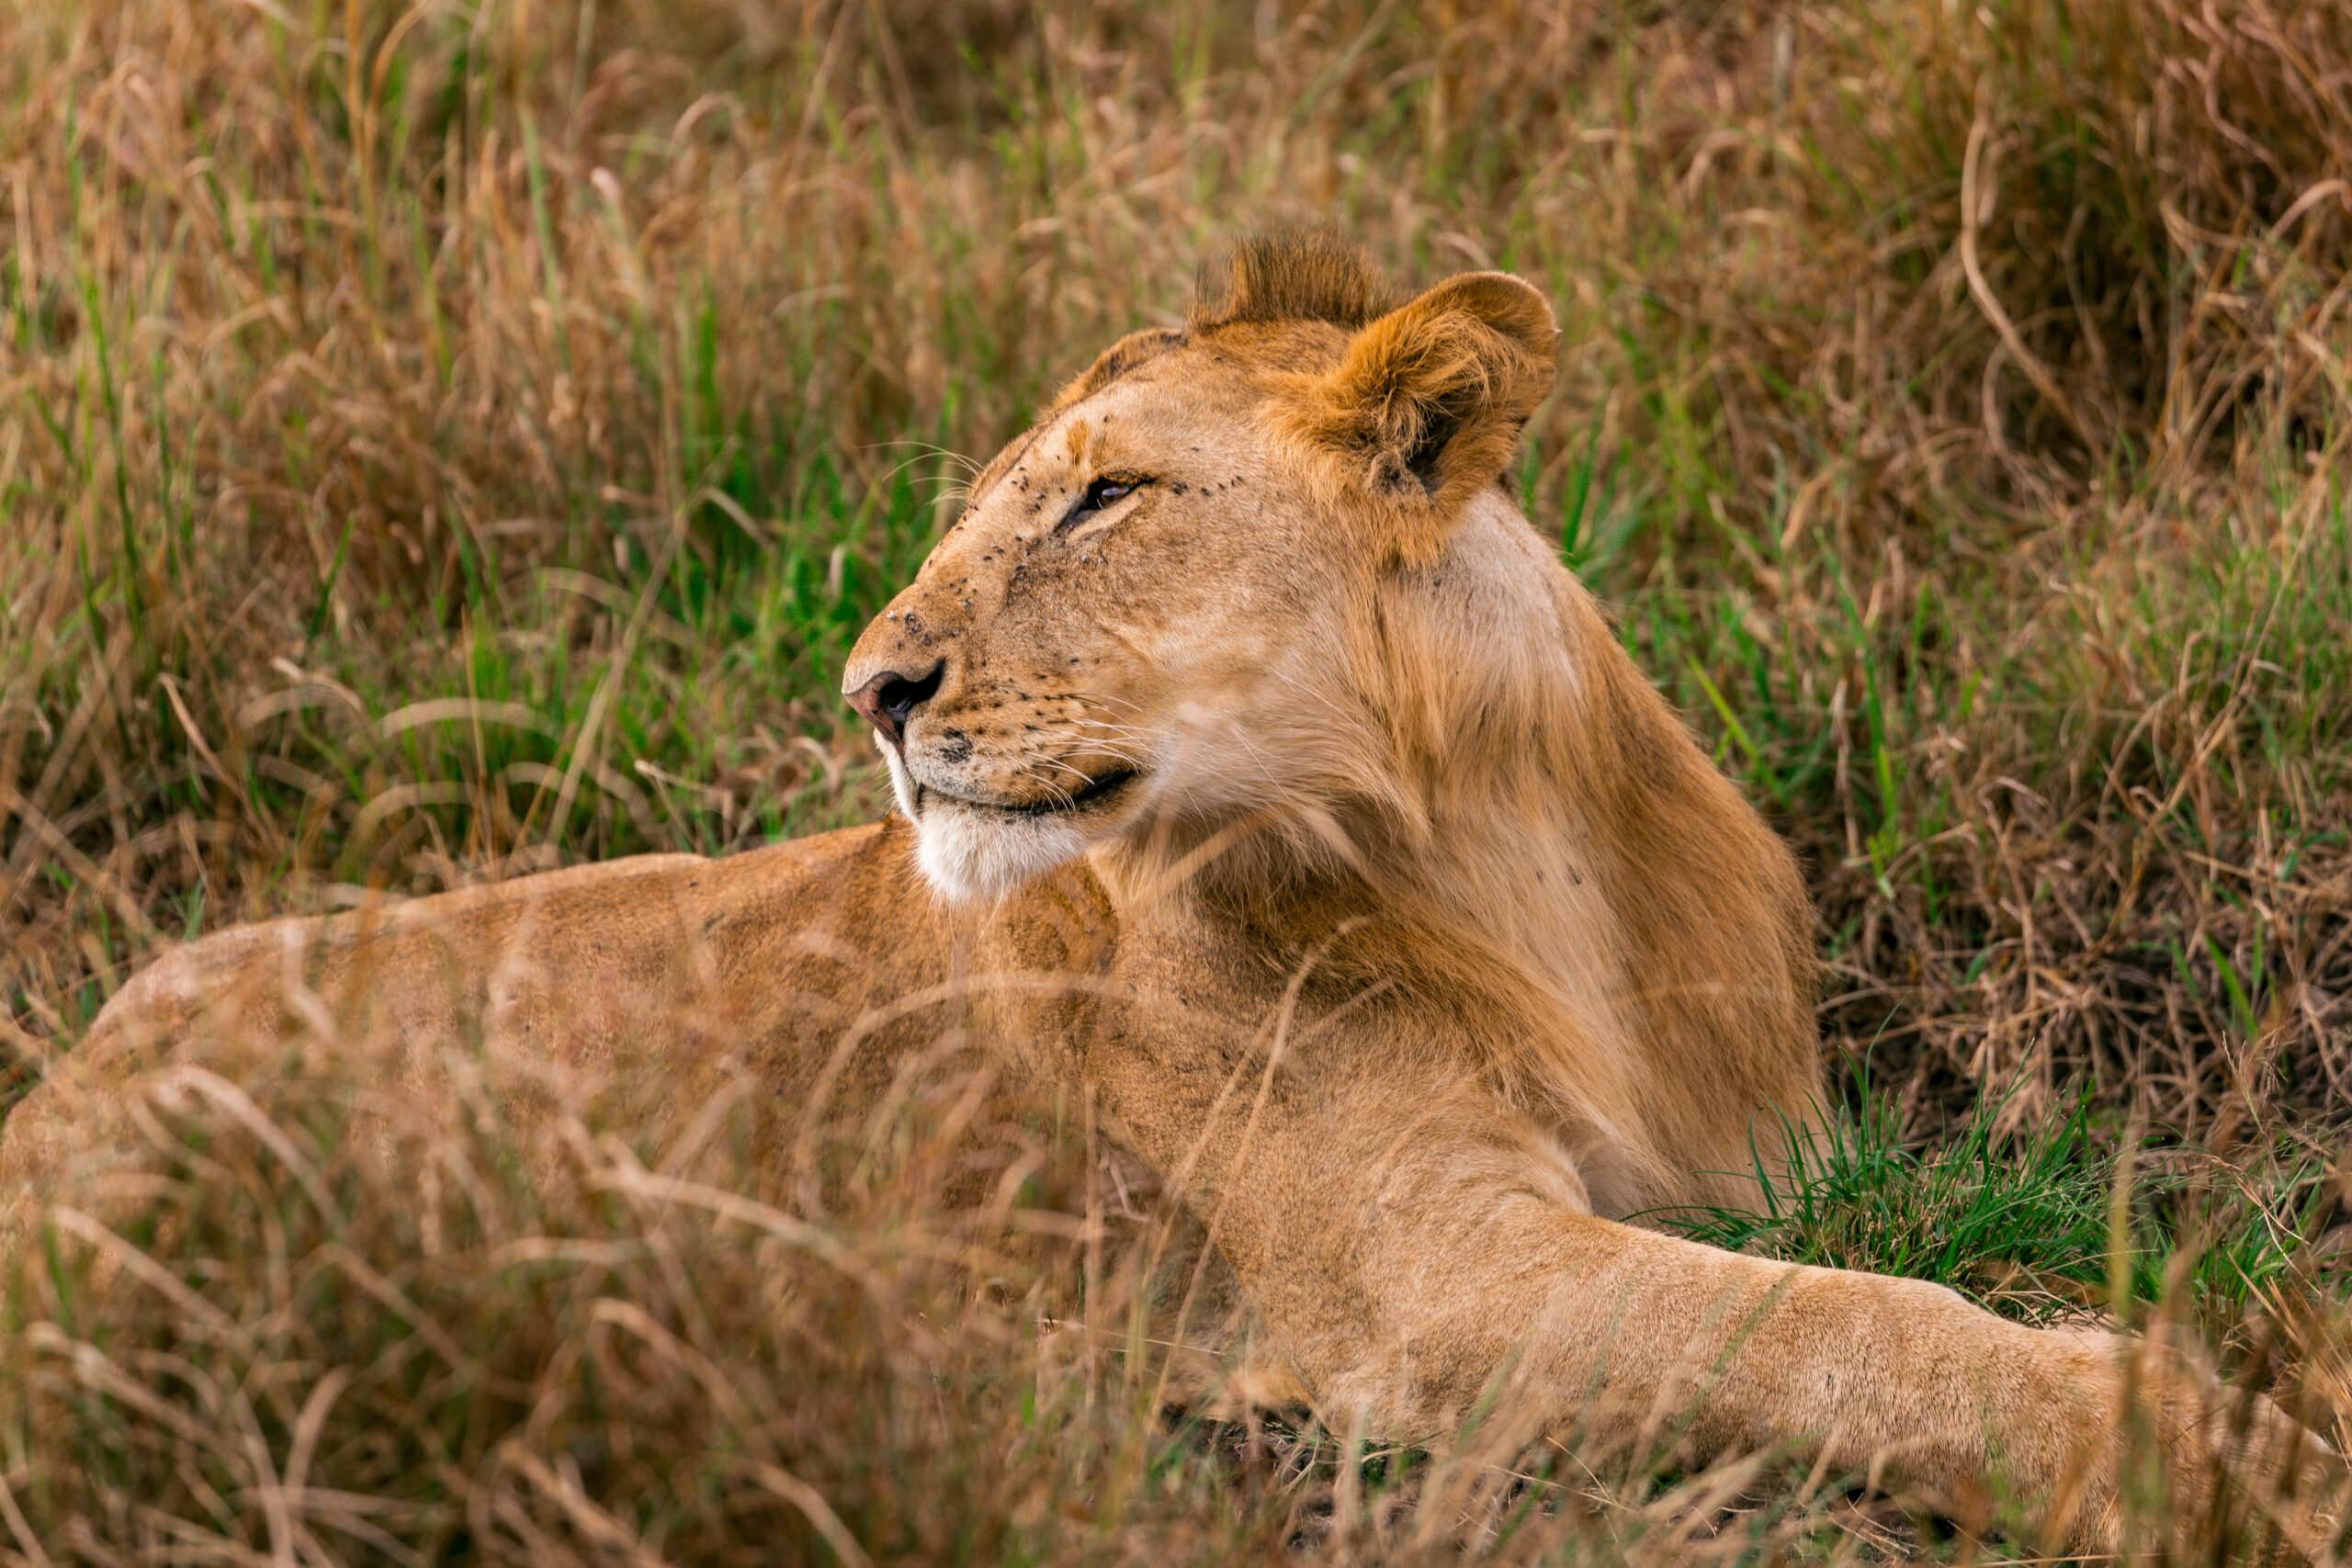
[3,0,2351,1560]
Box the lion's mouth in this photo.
[914,766,1139,818]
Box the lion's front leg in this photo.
[1119,1062,2337,1553]
[1371,1213,2336,1553]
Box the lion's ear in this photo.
[1048,325,1186,414]
[1297,271,1558,542]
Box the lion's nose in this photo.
[847,660,944,749]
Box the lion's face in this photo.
[842,337,1323,900]
[843,244,1558,901]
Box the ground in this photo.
[2,1,2349,1561]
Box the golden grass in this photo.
[6,1016,1992,1564]
[4,0,2352,1559]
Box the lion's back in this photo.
[0,818,937,1251]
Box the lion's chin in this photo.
[879,747,1098,903]
[909,795,1091,903]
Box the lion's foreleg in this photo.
[1127,1065,2334,1554]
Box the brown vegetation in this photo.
[4,0,2351,1560]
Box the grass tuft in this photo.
[1667,1076,2333,1338]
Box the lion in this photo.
[1,234,2335,1553]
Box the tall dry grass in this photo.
[4,0,2352,1559]
[7,1011,1991,1564]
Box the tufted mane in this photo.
[1188,231,1396,334]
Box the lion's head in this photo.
[842,235,1561,903]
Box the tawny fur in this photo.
[2,235,2334,1554]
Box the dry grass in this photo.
[4,0,2352,1560]
[4,1019,1970,1565]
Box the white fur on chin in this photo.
[880,739,1091,903]
[911,799,1089,902]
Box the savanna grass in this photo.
[5,0,2351,1559]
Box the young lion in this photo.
[3,236,2334,1551]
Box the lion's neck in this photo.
[1107,501,1639,980]
[1344,503,1637,1022]
[1091,505,1677,1209]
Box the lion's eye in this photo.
[1059,475,1146,531]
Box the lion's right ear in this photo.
[1292,272,1558,558]
[1047,325,1187,415]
